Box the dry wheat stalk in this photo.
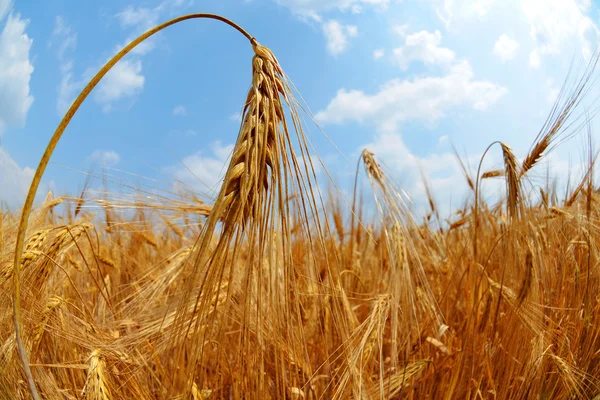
[161,214,185,238]
[517,246,534,306]
[449,216,470,230]
[32,295,63,351]
[549,353,596,398]
[2,223,92,287]
[362,149,384,184]
[482,169,505,179]
[81,349,111,400]
[367,359,429,399]
[500,143,520,220]
[97,254,116,268]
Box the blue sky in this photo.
[1,0,599,216]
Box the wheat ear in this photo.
[520,52,599,178]
[517,247,534,306]
[482,169,505,179]
[500,143,520,220]
[216,41,283,228]
[81,349,110,400]
[362,149,384,184]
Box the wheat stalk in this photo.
[500,143,520,220]
[367,359,429,398]
[482,169,504,179]
[32,295,63,352]
[517,246,534,306]
[81,349,111,400]
[362,149,384,184]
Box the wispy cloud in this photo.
[0,0,12,21]
[393,28,455,70]
[95,59,145,108]
[173,105,187,116]
[0,11,34,134]
[522,0,599,68]
[89,150,121,167]
[51,1,192,114]
[276,0,390,20]
[323,20,358,56]
[493,33,518,62]
[51,16,81,114]
[166,141,233,194]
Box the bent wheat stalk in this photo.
[11,14,257,400]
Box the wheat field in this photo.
[2,14,600,400]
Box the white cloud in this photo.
[94,59,145,105]
[114,6,160,56]
[168,141,234,192]
[521,0,599,68]
[276,0,390,19]
[439,0,600,69]
[52,16,75,55]
[51,16,81,114]
[116,5,160,28]
[90,150,120,167]
[0,0,11,21]
[393,29,455,70]
[51,13,150,113]
[95,3,159,107]
[351,5,362,13]
[323,20,358,56]
[493,34,518,62]
[393,24,409,37]
[0,12,34,134]
[173,105,187,116]
[373,49,385,59]
[116,1,193,30]
[57,61,80,114]
[80,0,191,111]
[0,147,34,207]
[114,0,192,56]
[229,111,242,122]
[435,0,497,28]
[316,61,507,133]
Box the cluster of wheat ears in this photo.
[2,13,600,400]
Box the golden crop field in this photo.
[2,14,600,400]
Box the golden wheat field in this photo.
[3,13,600,400]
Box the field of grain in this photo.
[2,14,600,400]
